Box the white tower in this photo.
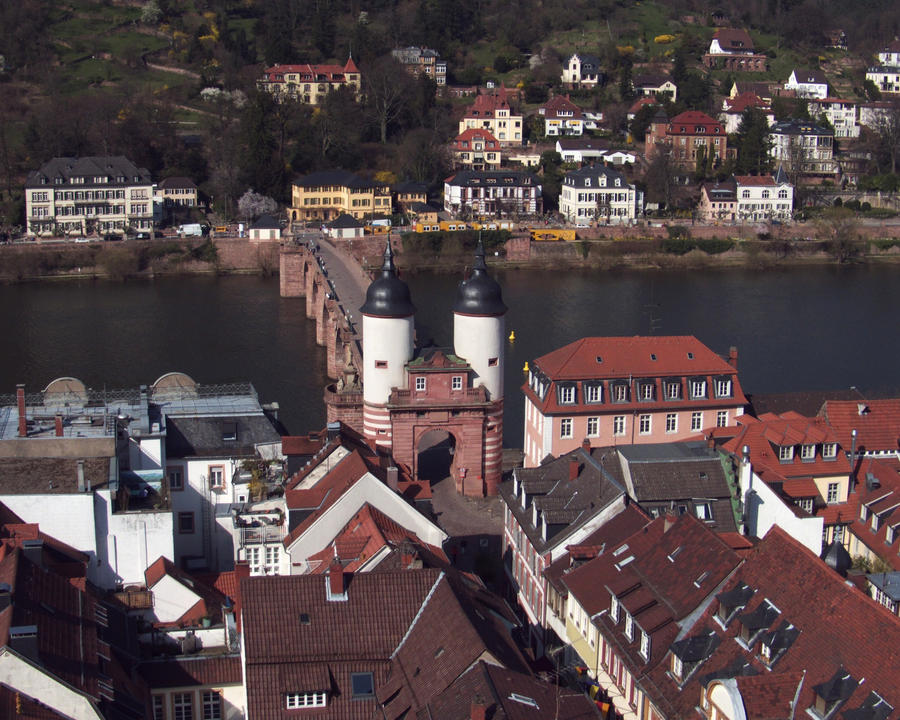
[360,241,415,447]
[453,240,507,401]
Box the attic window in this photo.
[811,668,858,719]
[509,694,539,709]
[299,613,311,625]
[351,673,374,699]
[222,422,237,442]
[596,356,602,363]
[286,692,327,709]
[650,354,657,361]
[693,571,710,588]
[667,546,683,562]
[823,443,837,460]
[779,445,794,462]
[687,352,694,359]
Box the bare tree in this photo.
[872,98,900,175]
[364,56,412,144]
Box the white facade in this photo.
[739,457,823,556]
[784,70,829,99]
[361,314,414,406]
[866,66,900,95]
[559,167,641,224]
[0,650,104,720]
[453,314,505,401]
[561,54,601,88]
[808,98,860,138]
[735,181,793,221]
[769,123,837,175]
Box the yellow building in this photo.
[458,85,523,147]
[291,170,391,223]
[258,59,361,105]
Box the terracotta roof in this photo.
[144,557,230,627]
[628,96,660,114]
[541,94,584,119]
[723,91,769,113]
[454,127,500,145]
[735,175,776,187]
[642,526,900,718]
[820,398,900,453]
[847,458,900,570]
[139,655,242,688]
[465,85,512,117]
[262,60,359,83]
[668,111,725,135]
[711,28,755,52]
[241,569,527,719]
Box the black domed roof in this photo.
[360,241,415,318]
[453,240,507,316]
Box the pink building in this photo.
[522,336,746,467]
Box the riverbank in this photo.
[5,226,900,283]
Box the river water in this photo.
[3,265,898,445]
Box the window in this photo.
[639,415,651,435]
[209,466,224,489]
[666,413,678,433]
[640,631,651,660]
[415,377,426,392]
[560,418,573,439]
[716,410,728,427]
[178,512,195,534]
[779,445,794,462]
[173,693,193,720]
[451,376,463,391]
[265,545,281,575]
[822,443,837,459]
[488,357,498,367]
[587,417,600,437]
[715,379,732,397]
[671,654,683,680]
[690,380,707,398]
[584,384,602,403]
[152,695,164,720]
[286,692,327,709]
[624,613,634,641]
[351,672,375,699]
[640,383,655,401]
[801,444,816,461]
[610,595,620,622]
[666,381,681,400]
[375,360,388,369]
[202,691,222,720]
[168,466,184,491]
[691,412,703,432]
[559,385,576,404]
[614,416,626,436]
[613,384,628,402]
[827,482,840,504]
[695,502,712,520]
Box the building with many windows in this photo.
[457,85,523,146]
[558,164,643,224]
[290,170,392,223]
[391,46,446,85]
[561,53,604,88]
[769,119,838,177]
[452,128,502,170]
[807,97,860,138]
[257,58,361,104]
[25,155,154,238]
[521,336,746,467]
[443,170,542,217]
[645,111,728,170]
[866,39,900,95]
[703,28,767,71]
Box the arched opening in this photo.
[416,429,457,485]
[291,210,297,221]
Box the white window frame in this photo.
[640,383,655,401]
[716,410,728,427]
[587,417,600,437]
[173,693,193,720]
[152,695,165,720]
[584,384,602,403]
[560,418,573,439]
[666,381,681,400]
[666,413,677,433]
[614,416,626,436]
[800,444,816,460]
[639,631,651,660]
[613,384,628,402]
[691,411,703,432]
[690,380,706,398]
[451,375,463,391]
[671,654,683,680]
[415,376,426,392]
[610,595,619,622]
[639,414,651,435]
[827,482,840,504]
[202,691,222,720]
[624,612,634,641]
[286,692,327,709]
[715,379,732,397]
[779,445,794,461]
[560,385,576,404]
[822,442,837,459]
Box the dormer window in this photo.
[810,668,858,719]
[671,654,683,680]
[801,444,816,461]
[665,381,682,400]
[584,383,602,403]
[737,599,780,647]
[822,443,837,460]
[612,383,629,403]
[624,612,634,641]
[690,379,707,399]
[559,384,576,404]
[715,378,732,398]
[640,382,655,401]
[757,621,799,667]
[639,630,650,660]
[779,445,795,462]
[715,582,755,628]
[286,692,327,708]
[610,595,619,622]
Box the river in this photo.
[3,265,898,445]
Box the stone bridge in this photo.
[279,235,370,430]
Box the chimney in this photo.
[55,415,63,437]
[386,466,399,492]
[326,421,341,442]
[22,539,43,569]
[470,698,487,720]
[77,460,87,492]
[569,458,581,481]
[728,346,738,369]
[327,559,346,599]
[9,626,39,663]
[581,437,591,452]
[16,384,26,438]
[707,432,716,449]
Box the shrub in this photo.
[833,197,842,207]
[190,239,219,263]
[654,34,676,44]
[695,238,734,254]
[661,237,696,255]
[666,224,691,240]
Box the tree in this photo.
[644,149,677,211]
[238,190,279,220]
[365,56,414,143]
[141,0,162,25]
[734,107,773,175]
[816,207,861,263]
[872,98,900,175]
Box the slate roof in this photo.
[556,138,611,152]
[820,398,900,453]
[711,28,756,53]
[251,214,281,230]
[562,164,629,189]
[702,179,737,202]
[642,526,900,719]
[157,176,197,190]
[26,156,151,188]
[329,213,363,229]
[418,660,602,719]
[445,170,538,187]
[790,68,828,85]
[293,169,380,189]
[241,569,527,719]
[0,456,112,495]
[500,446,627,553]
[633,74,674,88]
[770,119,833,136]
[164,414,280,459]
[139,655,242,688]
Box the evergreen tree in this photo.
[735,107,773,175]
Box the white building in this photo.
[558,164,642,224]
[561,53,602,88]
[25,156,154,238]
[807,97,860,138]
[784,68,829,99]
[443,170,542,217]
[769,120,838,176]
[867,40,900,94]
[735,169,794,222]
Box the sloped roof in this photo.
[820,398,900,452]
[157,176,197,190]
[251,214,281,230]
[541,94,584,119]
[668,111,725,134]
[642,526,900,718]
[139,655,242,689]
[164,414,280,459]
[563,164,629,189]
[711,28,755,52]
[790,68,828,85]
[329,212,363,229]
[26,156,151,188]
[0,456,112,495]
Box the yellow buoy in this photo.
[508,330,516,342]
[522,361,529,372]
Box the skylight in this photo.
[509,693,539,708]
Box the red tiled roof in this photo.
[465,85,512,117]
[723,91,769,113]
[735,175,776,186]
[642,526,900,718]
[139,655,243,689]
[846,457,900,570]
[711,28,755,52]
[820,398,900,453]
[262,60,358,83]
[668,111,725,135]
[144,556,229,627]
[629,96,660,114]
[541,94,585,119]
